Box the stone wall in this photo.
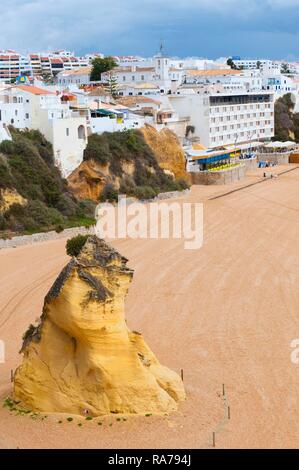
[238,157,257,172]
[0,226,95,250]
[257,153,290,165]
[190,164,246,186]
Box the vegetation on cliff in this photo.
[0,128,95,235]
[69,128,189,202]
[66,234,89,257]
[274,93,299,142]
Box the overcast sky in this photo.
[2,0,299,59]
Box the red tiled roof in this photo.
[16,85,55,95]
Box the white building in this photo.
[89,101,145,134]
[56,67,92,86]
[261,65,296,95]
[117,82,160,96]
[231,59,280,71]
[169,90,275,148]
[0,85,89,176]
[102,54,184,94]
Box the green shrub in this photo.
[0,157,13,188]
[0,128,96,237]
[66,235,89,257]
[133,185,157,200]
[0,140,15,155]
[100,184,119,203]
[55,224,64,234]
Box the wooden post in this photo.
[212,432,216,448]
[228,406,231,420]
[222,383,225,397]
[10,370,14,383]
[180,369,184,382]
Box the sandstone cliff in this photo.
[14,236,185,416]
[140,125,188,180]
[67,159,111,201]
[68,128,189,202]
[0,188,26,214]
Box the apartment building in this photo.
[0,50,91,82]
[169,91,275,148]
[231,58,280,71]
[0,51,31,82]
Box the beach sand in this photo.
[1,165,299,448]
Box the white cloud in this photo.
[0,0,298,54]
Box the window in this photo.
[66,128,69,136]
[132,76,135,81]
[141,75,144,81]
[25,113,29,119]
[15,110,18,116]
[123,76,126,81]
[78,125,85,140]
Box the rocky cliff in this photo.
[139,125,188,180]
[0,188,26,214]
[274,93,299,142]
[14,236,185,416]
[0,128,95,235]
[68,127,189,202]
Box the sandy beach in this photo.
[1,165,299,449]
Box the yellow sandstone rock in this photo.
[0,188,27,214]
[14,236,185,416]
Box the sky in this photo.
[2,0,299,59]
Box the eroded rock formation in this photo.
[67,125,189,202]
[0,188,26,214]
[14,236,185,416]
[139,125,189,181]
